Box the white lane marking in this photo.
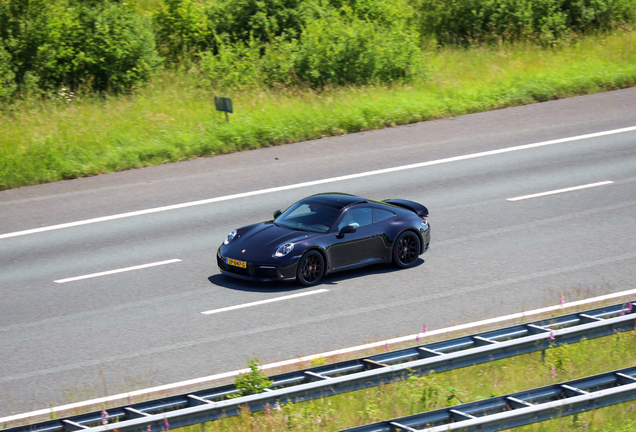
[3,287,636,425]
[201,289,329,315]
[53,259,182,283]
[507,181,614,201]
[2,126,636,241]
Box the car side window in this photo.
[372,208,395,223]
[338,207,372,230]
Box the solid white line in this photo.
[2,125,636,241]
[3,287,636,425]
[507,181,614,201]
[201,289,329,315]
[53,259,182,283]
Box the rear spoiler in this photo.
[383,199,429,218]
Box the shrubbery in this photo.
[0,0,161,99]
[198,4,422,89]
[196,0,422,89]
[415,0,636,46]
[0,0,634,100]
[153,0,210,64]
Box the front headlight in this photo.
[274,242,294,258]
[224,229,237,244]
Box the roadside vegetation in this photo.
[178,328,636,432]
[1,0,635,190]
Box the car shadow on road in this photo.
[207,274,301,293]
[207,258,425,292]
[319,258,426,285]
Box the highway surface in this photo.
[1,88,635,418]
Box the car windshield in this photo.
[274,202,340,233]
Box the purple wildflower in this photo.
[385,342,389,352]
[274,403,281,412]
[550,367,556,379]
[549,328,555,342]
[630,404,634,412]
[101,410,108,426]
[629,303,633,313]
[163,418,169,432]
[560,296,565,307]
[127,395,131,404]
[147,426,151,432]
[423,325,427,335]
[416,334,420,343]
[265,406,271,414]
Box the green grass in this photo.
[1,30,636,191]
[176,330,636,432]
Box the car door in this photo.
[329,207,381,270]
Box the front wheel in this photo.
[393,231,421,268]
[297,250,325,286]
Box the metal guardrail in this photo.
[339,366,636,432]
[4,301,634,432]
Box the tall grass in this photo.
[1,30,636,190]
[176,330,636,432]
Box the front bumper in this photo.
[217,251,298,282]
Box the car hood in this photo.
[223,222,322,260]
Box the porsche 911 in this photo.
[217,193,430,286]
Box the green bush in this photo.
[207,0,308,45]
[199,0,422,89]
[0,0,162,94]
[292,8,422,87]
[199,37,265,89]
[153,0,210,64]
[0,42,16,100]
[415,0,636,46]
[232,358,273,397]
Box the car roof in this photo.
[302,193,367,210]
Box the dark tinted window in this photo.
[337,207,372,230]
[372,208,395,223]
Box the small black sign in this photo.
[214,96,233,113]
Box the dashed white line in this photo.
[507,181,614,201]
[200,289,329,315]
[2,126,636,240]
[54,259,182,283]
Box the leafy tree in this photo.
[414,0,636,46]
[0,42,16,100]
[0,0,161,95]
[153,0,210,64]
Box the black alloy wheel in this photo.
[297,250,325,286]
[393,231,421,268]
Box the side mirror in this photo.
[273,210,282,219]
[336,225,357,238]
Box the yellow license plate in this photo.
[227,258,247,268]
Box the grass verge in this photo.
[176,330,636,432]
[1,30,636,191]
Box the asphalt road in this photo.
[1,88,636,418]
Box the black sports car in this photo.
[217,193,430,286]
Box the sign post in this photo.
[214,96,233,122]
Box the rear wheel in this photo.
[297,250,325,286]
[393,231,420,268]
